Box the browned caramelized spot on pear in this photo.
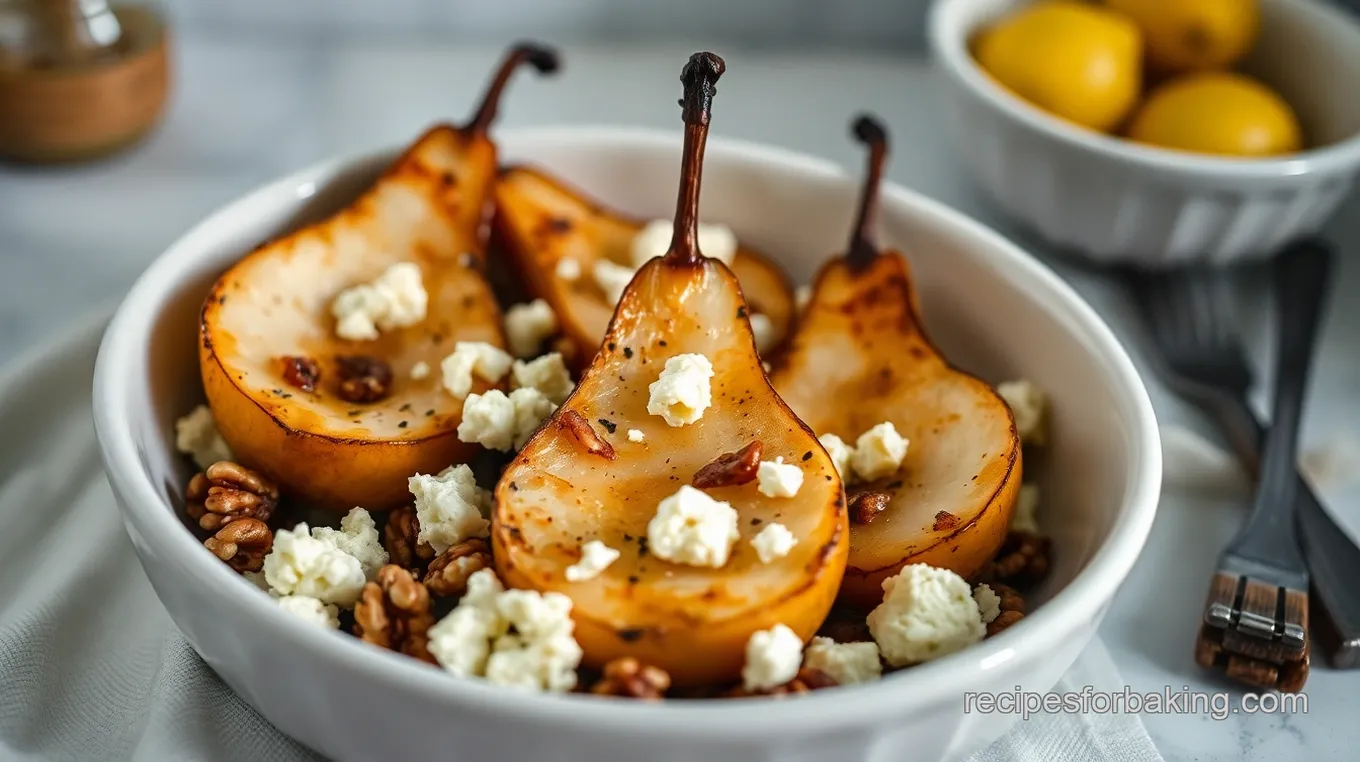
[849,490,890,525]
[279,356,320,392]
[335,355,393,403]
[692,440,763,489]
[490,53,847,687]
[768,114,1020,607]
[932,510,960,531]
[558,410,616,460]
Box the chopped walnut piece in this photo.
[353,564,437,663]
[980,531,1051,588]
[336,355,393,403]
[726,667,838,697]
[589,657,672,699]
[384,506,436,571]
[849,490,890,525]
[932,510,960,531]
[558,410,616,459]
[185,461,279,532]
[203,518,273,572]
[983,584,1026,636]
[279,355,321,392]
[423,538,493,597]
[692,441,763,489]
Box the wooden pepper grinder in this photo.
[0,0,171,163]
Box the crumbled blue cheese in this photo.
[458,390,517,451]
[647,353,714,427]
[627,429,646,443]
[867,564,985,667]
[410,361,431,380]
[276,595,341,629]
[647,485,740,568]
[509,387,557,450]
[428,569,583,693]
[408,465,491,555]
[1012,484,1041,534]
[440,342,513,399]
[511,352,574,405]
[593,259,637,305]
[459,387,558,452]
[757,457,804,498]
[630,218,737,267]
[802,637,882,685]
[331,262,428,341]
[262,523,367,607]
[748,313,780,354]
[818,433,854,482]
[555,257,582,282]
[742,624,804,691]
[504,299,559,358]
[310,507,389,581]
[564,540,620,582]
[750,522,797,564]
[175,405,233,469]
[973,584,1001,624]
[996,379,1047,445]
[852,422,909,482]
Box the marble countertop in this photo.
[3,36,1358,761]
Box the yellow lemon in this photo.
[973,0,1143,133]
[1105,0,1258,73]
[1126,72,1302,157]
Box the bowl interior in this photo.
[937,0,1360,155]
[103,127,1157,707]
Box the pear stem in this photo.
[666,52,726,266]
[845,114,890,271]
[465,42,560,135]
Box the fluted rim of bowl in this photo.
[928,0,1360,182]
[92,125,1162,735]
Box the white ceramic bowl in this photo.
[929,0,1360,266]
[93,127,1161,762]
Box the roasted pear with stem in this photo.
[768,115,1021,608]
[493,53,847,687]
[200,43,560,512]
[494,155,793,370]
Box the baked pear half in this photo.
[493,54,847,686]
[493,163,794,371]
[200,44,559,511]
[769,116,1020,608]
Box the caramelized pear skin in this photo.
[199,43,559,511]
[492,53,848,686]
[493,166,795,371]
[769,115,1021,607]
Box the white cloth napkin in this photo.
[0,316,1164,762]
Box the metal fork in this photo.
[1127,241,1334,691]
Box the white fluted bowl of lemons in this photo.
[930,0,1360,266]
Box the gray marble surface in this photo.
[2,35,1359,762]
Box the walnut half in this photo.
[589,657,672,699]
[423,539,493,598]
[203,518,273,573]
[384,505,436,572]
[354,565,437,663]
[185,461,279,532]
[980,530,1051,589]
